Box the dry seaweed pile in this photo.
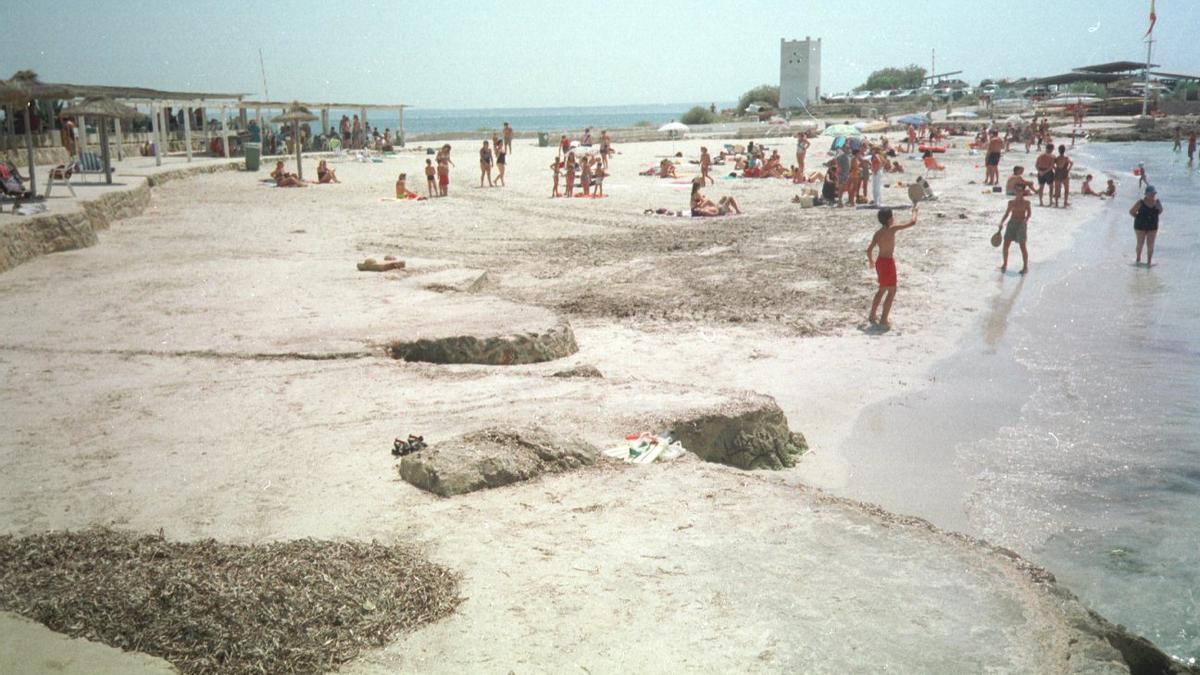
[0,528,461,674]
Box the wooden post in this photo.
[99,122,112,185]
[321,108,329,138]
[183,106,193,162]
[220,105,230,158]
[150,103,162,166]
[398,107,405,147]
[23,106,37,196]
[114,116,124,161]
[294,120,303,180]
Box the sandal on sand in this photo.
[391,434,427,457]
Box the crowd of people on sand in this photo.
[255,108,1177,325]
[549,128,612,198]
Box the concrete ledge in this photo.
[0,160,242,274]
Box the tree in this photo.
[855,65,927,92]
[737,85,780,112]
[680,106,716,125]
[1064,81,1108,98]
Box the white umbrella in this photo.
[946,111,978,119]
[1005,114,1025,125]
[658,121,688,152]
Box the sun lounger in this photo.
[74,151,114,183]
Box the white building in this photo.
[780,37,821,108]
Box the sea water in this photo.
[842,142,1199,662]
[306,102,734,137]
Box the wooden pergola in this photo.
[4,82,409,166]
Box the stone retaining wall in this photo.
[0,160,242,274]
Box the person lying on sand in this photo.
[690,180,741,217]
[317,160,339,184]
[922,151,946,172]
[659,158,677,178]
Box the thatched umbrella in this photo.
[271,102,318,180]
[0,70,73,197]
[60,97,143,185]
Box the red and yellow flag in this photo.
[1144,0,1157,38]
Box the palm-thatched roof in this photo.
[0,70,73,105]
[271,102,318,124]
[60,97,144,119]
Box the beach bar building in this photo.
[780,37,821,109]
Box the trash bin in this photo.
[244,142,261,171]
[537,132,549,147]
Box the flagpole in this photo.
[1141,0,1155,117]
[1141,35,1153,116]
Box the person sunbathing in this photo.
[690,180,741,217]
[316,160,340,184]
[271,161,308,187]
[659,158,677,178]
[394,173,425,200]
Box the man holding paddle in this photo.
[997,184,1032,274]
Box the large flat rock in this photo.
[399,426,600,496]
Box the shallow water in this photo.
[842,142,1200,662]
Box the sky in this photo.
[4,0,1198,110]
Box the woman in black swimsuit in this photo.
[495,142,507,187]
[479,140,493,187]
[1129,185,1163,266]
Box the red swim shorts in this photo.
[438,174,449,187]
[875,257,897,287]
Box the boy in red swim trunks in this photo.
[867,206,919,328]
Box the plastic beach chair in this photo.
[45,162,77,198]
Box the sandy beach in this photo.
[5,126,1174,674]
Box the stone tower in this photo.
[780,37,822,108]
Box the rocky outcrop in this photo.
[399,427,600,496]
[670,394,807,470]
[387,322,578,365]
[419,268,494,294]
[552,364,603,378]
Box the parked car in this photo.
[1021,86,1052,100]
[850,91,873,102]
[893,89,916,99]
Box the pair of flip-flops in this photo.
[392,435,426,457]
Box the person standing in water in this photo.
[1052,145,1073,208]
[1130,185,1162,267]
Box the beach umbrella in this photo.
[60,97,143,185]
[946,111,978,119]
[272,102,318,180]
[658,121,688,152]
[822,123,863,137]
[896,114,928,126]
[0,70,73,198]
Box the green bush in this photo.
[1063,81,1108,98]
[856,65,927,92]
[737,85,780,112]
[680,106,717,125]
